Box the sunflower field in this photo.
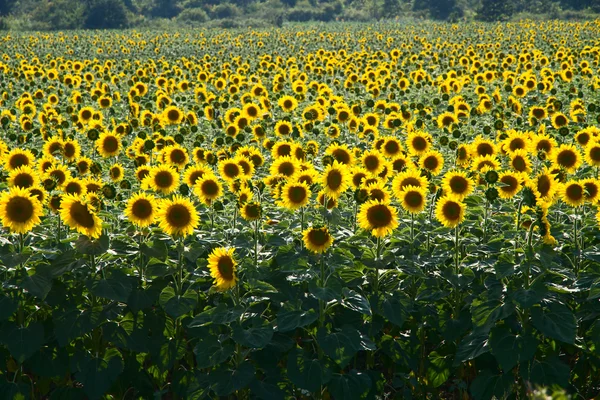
[2,20,600,399]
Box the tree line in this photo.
[0,0,598,30]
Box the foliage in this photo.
[1,20,600,399]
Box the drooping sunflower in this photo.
[8,166,39,189]
[157,195,199,237]
[435,196,466,228]
[559,181,585,207]
[398,185,428,214]
[124,192,156,228]
[497,171,523,199]
[321,161,350,199]
[95,131,122,158]
[193,174,223,205]
[303,226,334,254]
[357,200,398,238]
[419,150,444,176]
[442,171,474,200]
[0,186,44,233]
[59,194,103,238]
[552,144,582,174]
[207,247,238,291]
[280,180,311,210]
[142,165,180,195]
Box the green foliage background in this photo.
[0,0,598,30]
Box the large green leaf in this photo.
[316,326,361,368]
[276,308,318,332]
[232,319,273,349]
[470,370,513,400]
[454,332,489,366]
[286,347,332,393]
[0,294,18,321]
[194,335,234,369]
[75,234,110,256]
[90,278,132,303]
[489,326,538,372]
[531,303,576,344]
[53,307,99,347]
[381,294,409,329]
[188,303,244,327]
[211,362,256,396]
[341,288,371,316]
[75,353,123,400]
[159,286,197,319]
[1,322,44,363]
[328,370,371,400]
[521,356,570,387]
[427,351,452,388]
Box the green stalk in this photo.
[254,219,259,270]
[177,236,184,295]
[574,206,580,276]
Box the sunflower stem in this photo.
[254,219,259,270]
[57,215,61,245]
[138,232,145,286]
[482,198,489,243]
[210,202,215,230]
[352,200,358,234]
[574,206,580,276]
[515,198,523,258]
[177,236,184,295]
[410,212,415,259]
[319,252,326,329]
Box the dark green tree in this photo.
[85,0,129,29]
[477,0,515,21]
[0,0,14,16]
[151,0,182,18]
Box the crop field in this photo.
[1,20,600,399]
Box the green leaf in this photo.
[90,278,132,303]
[471,298,503,328]
[188,303,244,327]
[588,278,600,300]
[531,303,576,344]
[232,319,273,349]
[454,332,489,366]
[276,309,318,332]
[0,294,18,321]
[140,239,168,261]
[48,387,86,400]
[489,326,538,372]
[249,380,286,400]
[521,356,570,387]
[381,295,409,328]
[427,351,452,388]
[0,381,31,400]
[286,347,332,393]
[309,277,342,302]
[153,339,186,372]
[1,322,44,363]
[341,288,371,316]
[511,288,545,309]
[21,269,53,299]
[159,286,197,319]
[328,370,371,400]
[144,259,172,278]
[211,362,256,396]
[53,307,98,347]
[317,326,361,368]
[194,336,234,369]
[127,286,160,312]
[75,234,109,256]
[75,354,123,400]
[470,370,513,400]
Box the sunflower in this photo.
[43,137,64,158]
[270,156,299,178]
[46,164,71,188]
[278,95,298,112]
[237,187,253,205]
[321,161,350,199]
[280,180,310,210]
[381,137,404,158]
[419,150,444,176]
[406,130,432,156]
[437,112,458,129]
[357,200,398,238]
[274,121,293,137]
[207,247,238,291]
[582,178,600,203]
[235,155,255,179]
[8,166,39,189]
[585,141,600,167]
[183,165,210,187]
[471,155,500,173]
[193,174,223,205]
[551,112,569,129]
[361,150,385,176]
[325,144,354,166]
[497,171,523,199]
[317,190,338,210]
[509,149,532,173]
[559,181,584,207]
[63,178,87,196]
[529,133,556,156]
[399,185,428,214]
[164,145,189,168]
[365,181,391,202]
[456,144,472,167]
[528,168,558,201]
[142,165,180,194]
[109,164,124,182]
[435,196,466,228]
[392,168,428,196]
[157,195,199,237]
[78,107,95,124]
[95,131,122,158]
[59,194,103,238]
[552,144,582,174]
[125,192,156,228]
[442,171,474,200]
[219,158,243,182]
[4,149,35,171]
[241,201,262,221]
[471,136,497,157]
[76,157,92,176]
[162,106,184,125]
[303,226,334,254]
[0,187,44,234]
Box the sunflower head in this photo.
[357,199,399,238]
[302,226,333,254]
[125,192,156,228]
[0,186,44,234]
[157,195,199,237]
[207,247,238,291]
[435,195,466,228]
[59,194,103,239]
